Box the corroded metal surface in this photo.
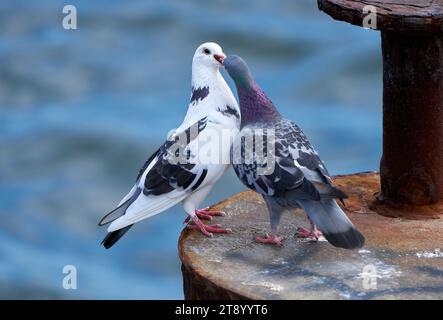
[179,173,443,300]
[319,0,443,210]
[380,31,443,207]
[318,0,443,32]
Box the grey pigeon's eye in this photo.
[203,48,211,55]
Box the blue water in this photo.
[0,0,382,299]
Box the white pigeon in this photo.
[99,42,240,248]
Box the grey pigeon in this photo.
[224,55,364,249]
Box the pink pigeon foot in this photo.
[187,216,232,237]
[197,207,226,217]
[183,207,226,224]
[255,234,284,246]
[296,225,322,240]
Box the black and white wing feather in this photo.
[101,117,210,231]
[141,117,209,196]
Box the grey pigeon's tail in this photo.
[295,198,365,249]
[102,225,133,249]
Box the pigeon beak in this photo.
[213,54,226,65]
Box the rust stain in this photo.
[333,172,442,251]
[333,172,443,219]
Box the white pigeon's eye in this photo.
[203,48,211,55]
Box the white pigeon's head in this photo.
[193,42,226,70]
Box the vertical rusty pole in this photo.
[380,32,443,205]
[318,0,443,217]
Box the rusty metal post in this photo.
[318,0,443,217]
[381,32,443,205]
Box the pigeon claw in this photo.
[183,208,226,224]
[187,216,231,237]
[296,227,322,240]
[255,234,284,246]
[196,207,226,217]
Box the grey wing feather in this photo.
[232,119,345,201]
[283,120,348,199]
[232,125,315,198]
[311,181,348,199]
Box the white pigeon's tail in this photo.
[98,187,141,226]
[296,198,365,249]
[106,189,188,232]
[98,186,187,248]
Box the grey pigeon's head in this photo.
[223,55,253,89]
[224,55,280,125]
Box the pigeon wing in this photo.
[140,116,209,196]
[283,120,348,199]
[232,119,347,201]
[232,124,319,200]
[105,117,210,231]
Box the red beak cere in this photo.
[213,54,225,64]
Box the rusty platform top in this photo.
[179,172,443,300]
[318,0,443,32]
